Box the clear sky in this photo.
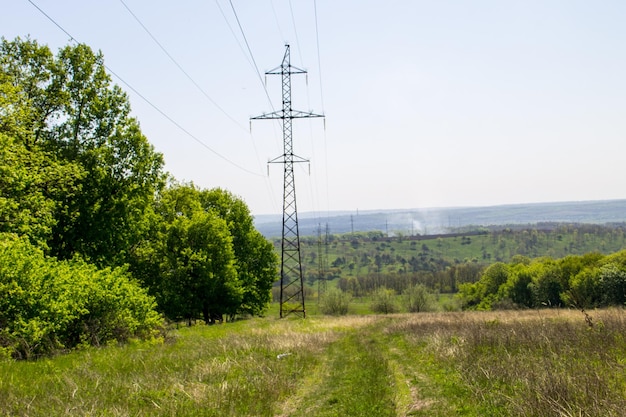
[4,1,626,216]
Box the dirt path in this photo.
[275,318,431,417]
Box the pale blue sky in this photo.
[3,1,626,216]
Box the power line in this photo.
[212,0,282,172]
[213,0,255,71]
[119,0,246,131]
[228,0,275,112]
[27,0,77,43]
[119,0,276,201]
[313,0,331,217]
[288,0,304,66]
[313,0,326,114]
[270,0,286,43]
[27,0,263,178]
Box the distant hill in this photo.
[254,199,626,238]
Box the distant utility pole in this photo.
[251,44,324,318]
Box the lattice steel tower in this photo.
[251,44,324,318]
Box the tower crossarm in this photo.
[251,110,324,120]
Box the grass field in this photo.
[1,308,625,416]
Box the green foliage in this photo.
[1,36,166,267]
[319,287,351,315]
[2,36,275,329]
[596,263,626,305]
[0,233,162,359]
[402,283,436,312]
[299,224,626,297]
[131,183,277,322]
[459,249,626,310]
[0,68,84,250]
[161,208,240,323]
[370,287,399,314]
[199,188,278,316]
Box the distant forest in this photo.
[290,222,626,308]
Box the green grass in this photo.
[286,325,396,416]
[1,309,625,416]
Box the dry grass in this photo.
[386,308,626,417]
[1,310,624,416]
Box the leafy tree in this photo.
[480,262,510,296]
[1,37,165,266]
[0,66,84,249]
[597,263,626,306]
[132,183,276,322]
[565,268,602,308]
[160,208,241,324]
[530,262,563,307]
[503,268,534,308]
[198,188,278,317]
[459,262,510,309]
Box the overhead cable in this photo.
[288,0,304,66]
[227,0,276,112]
[27,0,264,178]
[119,0,247,131]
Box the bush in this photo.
[320,288,351,315]
[0,234,162,359]
[402,284,436,313]
[370,288,398,314]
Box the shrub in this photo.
[402,283,436,313]
[0,234,162,359]
[320,287,351,315]
[370,288,398,314]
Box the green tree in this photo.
[1,37,165,266]
[505,268,534,308]
[0,233,161,359]
[530,262,563,307]
[460,262,510,310]
[134,183,276,322]
[0,62,84,249]
[597,263,626,306]
[197,188,278,317]
[160,208,241,324]
[565,267,602,309]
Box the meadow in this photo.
[1,308,624,416]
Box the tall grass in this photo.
[1,309,624,416]
[0,317,363,416]
[387,308,626,416]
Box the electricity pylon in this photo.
[251,44,324,318]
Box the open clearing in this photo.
[1,309,625,416]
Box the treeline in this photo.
[336,263,484,297]
[458,252,626,310]
[0,37,277,357]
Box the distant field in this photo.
[291,223,626,294]
[2,309,624,416]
